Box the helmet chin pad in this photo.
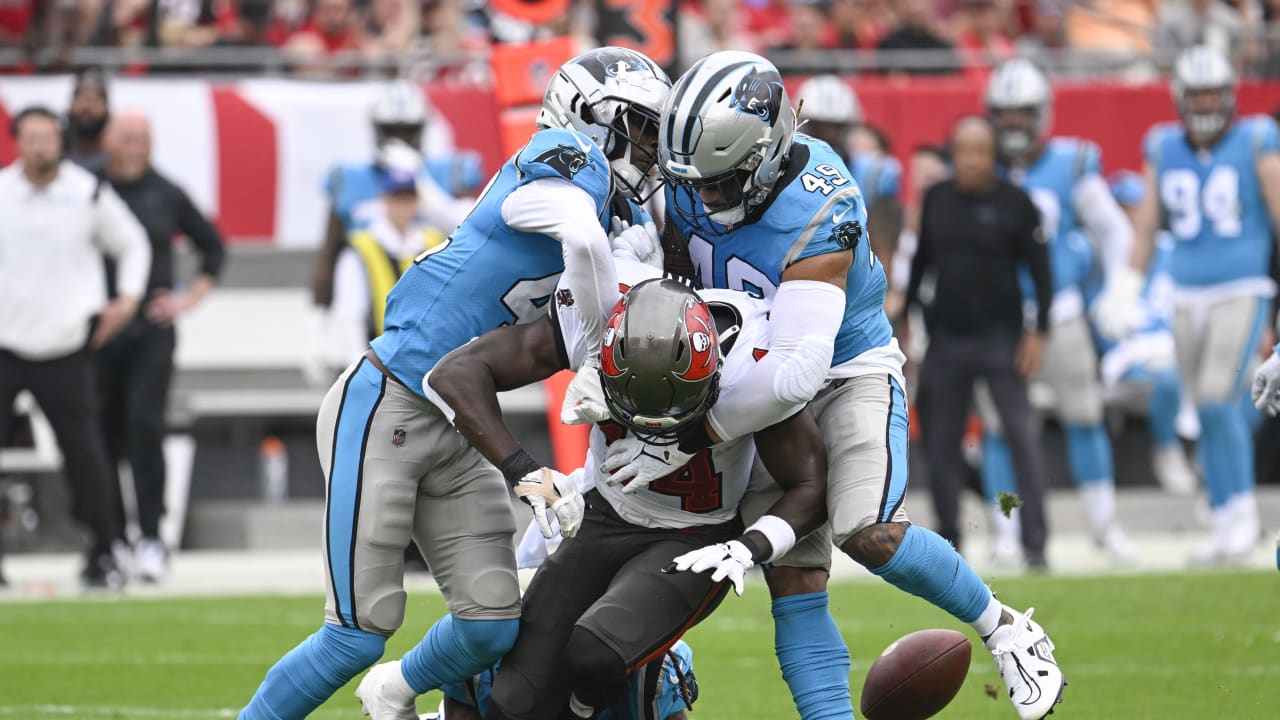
[998,128,1033,160]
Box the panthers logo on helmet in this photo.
[533,144,593,180]
[829,220,863,251]
[730,67,785,123]
[679,300,719,382]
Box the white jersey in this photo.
[552,258,775,529]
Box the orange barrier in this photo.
[544,370,592,474]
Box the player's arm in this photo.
[1255,149,1280,258]
[1072,172,1134,281]
[311,209,347,308]
[669,408,828,595]
[1094,161,1160,340]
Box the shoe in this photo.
[1152,445,1196,496]
[112,539,133,579]
[136,538,168,583]
[1191,505,1233,566]
[1221,494,1261,561]
[1098,524,1138,567]
[356,660,419,720]
[81,551,125,591]
[985,606,1065,719]
[418,700,446,719]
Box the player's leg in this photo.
[823,372,1064,720]
[0,350,24,582]
[1192,294,1268,560]
[240,359,425,720]
[742,464,853,720]
[1040,315,1131,561]
[359,403,525,718]
[1124,361,1196,495]
[566,529,734,717]
[974,381,1023,565]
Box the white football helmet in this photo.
[660,51,797,233]
[986,59,1052,162]
[371,79,429,151]
[1173,45,1236,141]
[537,47,672,203]
[795,74,862,125]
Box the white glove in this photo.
[1252,350,1280,416]
[1090,267,1145,341]
[514,468,585,539]
[670,540,754,596]
[560,366,611,425]
[602,436,693,494]
[609,217,663,269]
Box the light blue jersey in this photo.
[1145,115,1280,287]
[849,152,901,206]
[370,128,615,395]
[324,151,484,231]
[1012,137,1101,295]
[669,134,892,366]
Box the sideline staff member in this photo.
[0,106,150,589]
[905,115,1054,566]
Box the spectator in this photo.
[769,0,836,71]
[1154,0,1241,65]
[284,0,364,75]
[65,67,110,172]
[954,0,1015,79]
[212,0,289,49]
[363,0,419,58]
[97,111,224,583]
[905,116,1052,564]
[154,0,222,49]
[830,0,895,49]
[877,0,960,74]
[86,0,151,47]
[678,0,761,71]
[0,106,150,589]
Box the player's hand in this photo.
[1090,267,1144,340]
[602,436,692,494]
[1252,351,1280,416]
[515,468,585,539]
[1016,331,1045,378]
[668,540,754,596]
[609,217,663,269]
[560,366,610,425]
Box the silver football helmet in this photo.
[986,59,1052,162]
[660,51,797,234]
[1173,45,1236,141]
[371,79,429,151]
[537,47,672,203]
[796,74,862,125]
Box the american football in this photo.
[861,628,972,720]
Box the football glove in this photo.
[609,217,663,270]
[560,366,611,425]
[514,468,585,539]
[602,436,693,494]
[669,540,754,596]
[1252,350,1280,416]
[1090,267,1144,341]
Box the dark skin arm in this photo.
[737,408,829,559]
[426,315,567,467]
[310,208,348,307]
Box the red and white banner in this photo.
[0,77,504,246]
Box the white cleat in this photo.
[1222,494,1261,560]
[985,606,1065,720]
[1099,524,1138,567]
[356,660,419,720]
[1152,445,1197,496]
[1191,505,1237,566]
[136,538,168,583]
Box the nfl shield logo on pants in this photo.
[392,427,406,447]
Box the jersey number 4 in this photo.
[1161,166,1242,239]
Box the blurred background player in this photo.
[97,110,225,583]
[65,66,111,171]
[1097,45,1280,564]
[984,57,1137,564]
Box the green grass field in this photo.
[3,571,1277,719]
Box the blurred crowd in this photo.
[7,0,1280,78]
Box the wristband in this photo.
[499,449,541,487]
[735,535,769,565]
[677,421,715,455]
[745,514,797,563]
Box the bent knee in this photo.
[455,617,520,665]
[840,521,907,570]
[565,626,628,708]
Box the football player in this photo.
[357,259,829,720]
[983,58,1137,563]
[1095,45,1280,563]
[629,52,1064,720]
[237,47,672,720]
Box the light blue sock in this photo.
[1198,400,1253,507]
[871,525,992,624]
[239,623,386,720]
[400,615,520,694]
[980,432,1017,502]
[1144,367,1182,448]
[771,592,854,720]
[1064,423,1113,486]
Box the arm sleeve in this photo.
[331,248,371,359]
[503,177,618,366]
[1017,191,1053,333]
[175,184,226,279]
[93,183,151,300]
[1072,173,1134,281]
[705,280,846,442]
[416,169,473,232]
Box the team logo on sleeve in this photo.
[829,220,863,251]
[730,67,785,123]
[533,144,593,180]
[556,288,575,307]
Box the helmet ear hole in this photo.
[675,342,686,362]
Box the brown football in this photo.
[860,628,972,720]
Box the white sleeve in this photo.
[92,184,151,300]
[417,171,473,232]
[502,177,618,366]
[1073,173,1134,280]
[331,248,371,360]
[706,280,846,442]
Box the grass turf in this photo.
[2,571,1277,718]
